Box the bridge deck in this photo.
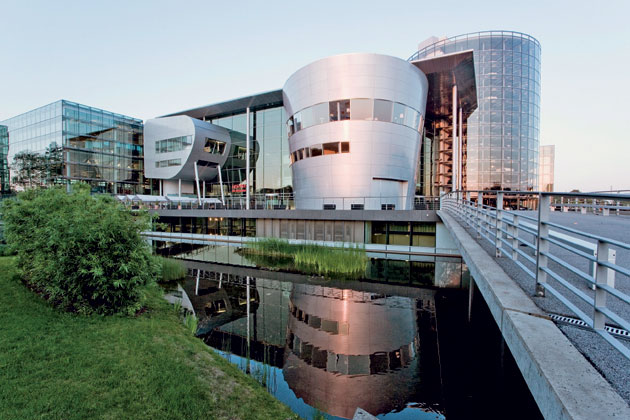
[439,210,630,418]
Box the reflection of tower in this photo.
[283,284,440,419]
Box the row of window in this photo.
[286,98,423,137]
[204,138,226,155]
[289,141,350,165]
[155,158,181,168]
[155,135,192,154]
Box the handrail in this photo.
[441,190,630,360]
[117,194,442,211]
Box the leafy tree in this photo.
[1,184,158,314]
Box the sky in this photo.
[1,0,628,192]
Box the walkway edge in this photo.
[438,210,630,420]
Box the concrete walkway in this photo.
[439,210,630,420]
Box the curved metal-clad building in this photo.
[145,115,232,182]
[410,31,541,191]
[283,53,429,210]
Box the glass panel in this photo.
[311,102,329,125]
[392,102,406,125]
[322,142,339,155]
[310,144,323,157]
[300,106,314,130]
[373,99,393,122]
[350,98,373,120]
[340,142,350,153]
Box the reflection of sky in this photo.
[214,349,444,420]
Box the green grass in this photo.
[155,255,188,283]
[0,257,296,420]
[244,238,368,278]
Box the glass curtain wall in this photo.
[0,125,9,194]
[207,106,291,196]
[1,100,144,193]
[410,31,541,191]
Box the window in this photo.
[204,138,226,155]
[340,142,350,153]
[350,99,373,120]
[155,158,181,168]
[286,117,294,136]
[288,98,421,137]
[373,99,393,122]
[393,102,406,125]
[155,135,192,153]
[323,142,339,155]
[310,144,323,157]
[311,102,329,125]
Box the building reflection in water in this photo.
[175,269,444,419]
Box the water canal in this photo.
[164,261,543,420]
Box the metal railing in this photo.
[441,190,630,360]
[118,194,441,211]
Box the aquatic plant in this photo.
[183,312,198,335]
[244,238,367,278]
[154,255,187,283]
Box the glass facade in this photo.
[287,97,423,137]
[0,125,9,194]
[206,106,291,195]
[0,100,144,193]
[539,145,554,192]
[410,31,541,191]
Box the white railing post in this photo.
[535,193,551,297]
[510,213,519,261]
[477,192,483,238]
[495,192,504,257]
[465,191,471,221]
[594,241,609,330]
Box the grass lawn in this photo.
[0,257,296,420]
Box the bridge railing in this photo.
[117,194,441,211]
[441,190,630,360]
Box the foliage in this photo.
[1,184,158,315]
[184,312,199,335]
[0,243,16,256]
[154,255,188,282]
[0,257,297,420]
[244,238,367,278]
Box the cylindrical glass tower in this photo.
[410,31,541,191]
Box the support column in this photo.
[496,192,504,257]
[452,85,458,191]
[217,164,225,206]
[194,161,201,206]
[178,179,181,197]
[246,107,251,210]
[459,107,463,191]
[536,194,551,296]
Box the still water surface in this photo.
[166,264,542,420]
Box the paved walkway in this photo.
[448,210,630,404]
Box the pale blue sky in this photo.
[1,0,628,191]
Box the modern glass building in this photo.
[160,91,292,197]
[410,31,541,192]
[539,144,555,192]
[0,125,9,194]
[0,100,144,193]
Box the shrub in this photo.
[1,185,158,315]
